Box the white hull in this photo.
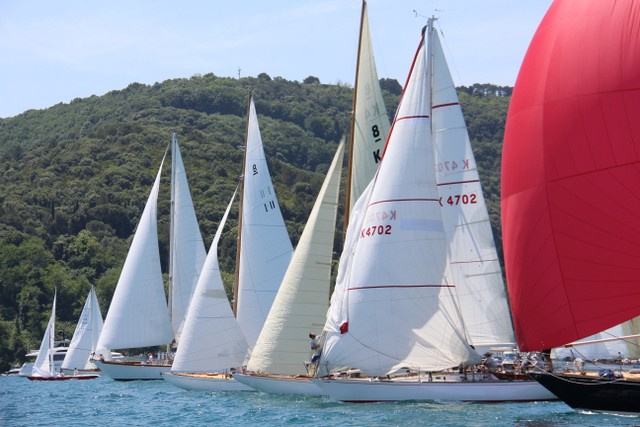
[314,377,557,402]
[233,373,323,396]
[94,360,169,380]
[161,372,254,391]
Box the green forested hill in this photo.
[0,74,510,371]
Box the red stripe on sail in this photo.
[348,284,455,291]
[395,115,430,122]
[369,198,439,207]
[437,179,480,186]
[432,102,459,109]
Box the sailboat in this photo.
[312,18,556,402]
[28,290,99,381]
[233,140,344,395]
[232,1,383,396]
[94,133,206,380]
[501,0,640,414]
[161,96,293,391]
[60,286,103,374]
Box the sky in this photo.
[0,0,554,119]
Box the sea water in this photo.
[1,376,638,426]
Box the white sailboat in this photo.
[313,19,556,402]
[28,290,99,381]
[233,141,345,396]
[60,286,103,374]
[95,134,206,380]
[161,190,254,391]
[161,96,292,391]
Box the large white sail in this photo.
[247,141,345,376]
[61,287,103,371]
[32,291,56,377]
[236,97,293,348]
[320,26,479,377]
[346,0,391,221]
[96,156,173,357]
[430,26,515,350]
[552,317,640,360]
[169,133,207,344]
[171,189,249,372]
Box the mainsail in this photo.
[61,287,103,371]
[32,290,57,377]
[235,97,293,348]
[96,154,173,357]
[430,24,515,351]
[346,0,391,224]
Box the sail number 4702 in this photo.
[360,225,392,238]
[440,194,477,206]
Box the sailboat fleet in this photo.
[25,0,640,415]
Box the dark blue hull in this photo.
[529,372,640,413]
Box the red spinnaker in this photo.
[502,0,640,351]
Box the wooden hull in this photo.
[161,372,254,391]
[27,374,99,381]
[529,372,640,414]
[94,360,169,381]
[314,376,558,402]
[233,373,323,396]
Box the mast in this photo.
[49,289,56,375]
[344,0,367,229]
[168,132,177,329]
[232,93,251,315]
